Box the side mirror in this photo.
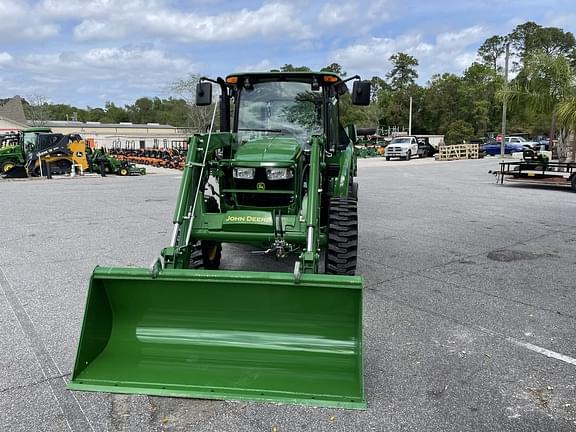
[351,80,371,106]
[196,82,212,106]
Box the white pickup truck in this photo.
[384,136,434,161]
[505,136,539,149]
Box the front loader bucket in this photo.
[69,267,365,409]
[2,164,28,178]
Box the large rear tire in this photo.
[1,160,17,173]
[571,175,576,192]
[325,198,358,275]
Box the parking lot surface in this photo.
[1,158,575,431]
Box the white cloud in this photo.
[436,25,484,48]
[1,0,313,43]
[317,0,390,34]
[0,52,14,66]
[543,11,576,33]
[38,0,147,19]
[71,2,312,42]
[3,46,199,105]
[331,25,488,81]
[74,19,128,41]
[81,47,191,70]
[0,0,59,40]
[237,59,274,72]
[332,34,433,73]
[318,4,356,26]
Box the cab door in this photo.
[410,138,418,154]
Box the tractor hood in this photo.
[0,145,18,155]
[234,137,301,164]
[388,140,411,149]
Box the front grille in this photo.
[234,168,294,207]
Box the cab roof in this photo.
[225,71,342,84]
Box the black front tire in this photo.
[405,151,411,160]
[349,181,358,200]
[325,198,358,275]
[385,156,391,161]
[201,196,222,269]
[348,176,358,200]
[188,196,222,269]
[188,244,203,269]
[571,175,576,192]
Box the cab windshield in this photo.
[236,81,322,147]
[23,132,38,153]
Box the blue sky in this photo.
[0,0,574,108]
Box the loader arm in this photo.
[160,132,234,270]
[300,136,322,274]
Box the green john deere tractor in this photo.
[69,71,371,408]
[0,132,25,174]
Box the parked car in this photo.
[536,136,551,150]
[384,136,434,160]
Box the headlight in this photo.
[266,168,293,181]
[233,167,255,179]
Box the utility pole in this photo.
[408,96,413,136]
[500,39,510,158]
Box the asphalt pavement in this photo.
[0,157,575,431]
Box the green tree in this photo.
[25,94,50,126]
[509,21,576,68]
[104,102,129,123]
[477,35,505,71]
[557,96,576,161]
[509,21,543,60]
[444,120,474,144]
[278,64,312,72]
[170,74,218,131]
[320,63,346,76]
[127,97,157,124]
[504,51,576,160]
[419,73,466,134]
[386,52,418,90]
[370,76,389,102]
[462,63,503,135]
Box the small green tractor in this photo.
[70,71,371,408]
[0,132,26,173]
[86,147,146,176]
